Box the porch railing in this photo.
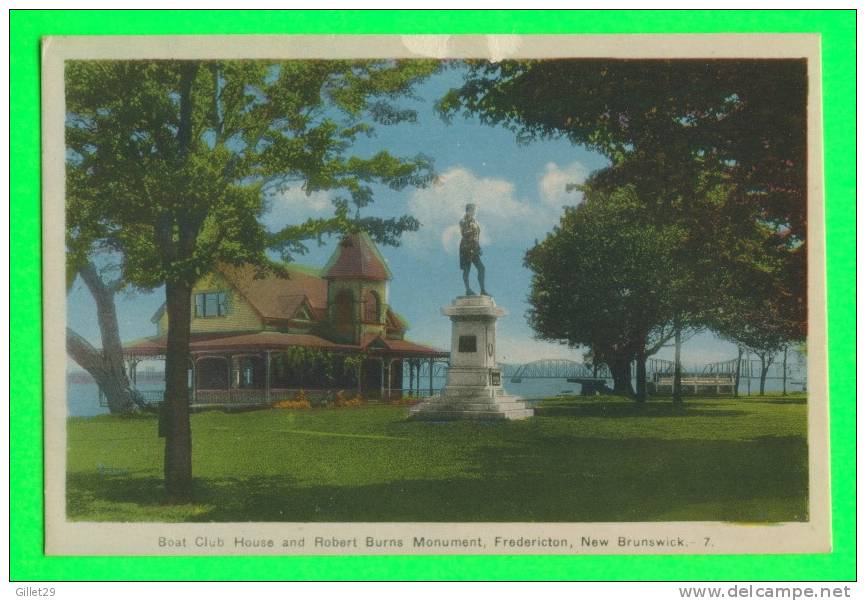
[99,386,445,408]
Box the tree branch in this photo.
[66,327,106,379]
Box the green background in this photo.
[10,9,855,581]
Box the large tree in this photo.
[524,185,686,400]
[66,59,437,498]
[440,58,808,338]
[705,219,804,395]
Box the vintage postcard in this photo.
[42,34,829,556]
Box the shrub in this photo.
[272,399,311,410]
[272,389,312,410]
[331,390,364,408]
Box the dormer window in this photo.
[195,291,229,317]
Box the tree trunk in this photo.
[759,353,773,396]
[672,322,683,410]
[163,279,193,500]
[734,346,742,398]
[67,262,139,414]
[608,356,634,397]
[635,342,647,404]
[782,346,788,396]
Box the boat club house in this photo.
[123,232,448,406]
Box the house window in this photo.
[195,291,229,317]
[363,290,380,323]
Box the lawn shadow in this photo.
[68,433,808,524]
[534,401,748,419]
[747,397,808,405]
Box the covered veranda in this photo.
[123,331,449,407]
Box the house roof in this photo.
[124,331,446,358]
[322,232,392,281]
[360,333,445,357]
[219,263,328,320]
[150,263,329,324]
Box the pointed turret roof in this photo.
[322,232,392,281]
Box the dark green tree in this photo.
[66,59,437,498]
[440,58,807,339]
[524,185,685,400]
[706,230,803,396]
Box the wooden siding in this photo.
[156,272,263,335]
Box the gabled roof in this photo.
[218,263,328,321]
[360,333,446,357]
[322,232,392,281]
[149,263,329,324]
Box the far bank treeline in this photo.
[440,59,807,402]
[67,58,808,498]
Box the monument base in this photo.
[408,295,533,421]
[408,388,533,421]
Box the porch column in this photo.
[127,359,138,387]
[379,357,386,401]
[385,359,393,402]
[190,357,197,403]
[355,359,362,397]
[428,358,434,396]
[227,354,235,404]
[265,350,272,403]
[408,359,414,395]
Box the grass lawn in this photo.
[67,395,808,522]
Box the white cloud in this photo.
[538,161,588,207]
[405,163,589,255]
[260,162,590,254]
[405,166,546,254]
[262,186,332,230]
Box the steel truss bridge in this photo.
[501,358,679,383]
[412,353,805,385]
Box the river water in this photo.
[66,373,802,418]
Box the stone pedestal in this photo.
[409,295,533,421]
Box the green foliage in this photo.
[278,348,368,388]
[341,353,367,376]
[282,347,342,386]
[66,59,440,286]
[525,185,685,369]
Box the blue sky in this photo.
[67,66,739,367]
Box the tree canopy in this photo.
[67,59,438,286]
[525,185,687,396]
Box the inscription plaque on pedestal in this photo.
[409,295,533,421]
